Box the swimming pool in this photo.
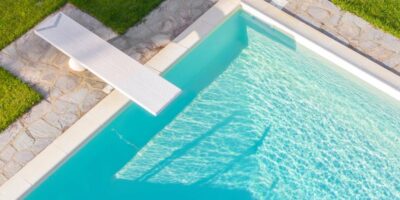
[26,10,400,199]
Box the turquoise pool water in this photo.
[27,11,400,199]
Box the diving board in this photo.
[35,13,181,116]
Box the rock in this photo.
[12,132,34,151]
[52,99,80,114]
[51,52,69,68]
[179,9,191,20]
[321,0,341,14]
[47,87,64,101]
[31,138,53,154]
[13,151,34,165]
[125,48,142,61]
[0,122,22,150]
[359,29,379,41]
[125,25,154,41]
[27,119,61,139]
[0,174,7,185]
[43,111,79,131]
[55,74,81,92]
[3,161,21,178]
[0,146,16,162]
[39,46,61,64]
[0,160,4,168]
[307,6,330,21]
[16,34,49,63]
[79,90,106,113]
[394,64,400,73]
[1,42,18,59]
[358,41,379,52]
[366,46,395,61]
[191,0,208,8]
[85,79,107,90]
[190,8,204,20]
[160,19,175,33]
[379,36,400,52]
[109,36,131,50]
[60,88,90,105]
[0,53,25,76]
[383,54,400,68]
[21,101,52,125]
[338,23,360,39]
[338,14,362,38]
[151,34,171,48]
[40,68,59,83]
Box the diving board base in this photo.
[68,58,86,71]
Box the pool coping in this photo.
[0,0,241,199]
[2,0,400,198]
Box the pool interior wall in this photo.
[27,10,400,199]
[26,10,249,200]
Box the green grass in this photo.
[69,0,164,34]
[0,0,67,50]
[0,0,164,50]
[0,68,42,132]
[332,0,400,38]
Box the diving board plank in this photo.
[35,13,181,115]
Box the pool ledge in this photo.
[0,0,241,199]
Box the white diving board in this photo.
[35,13,181,116]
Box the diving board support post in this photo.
[68,58,85,71]
[34,13,181,115]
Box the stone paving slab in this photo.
[0,0,216,186]
[110,0,217,63]
[281,0,400,74]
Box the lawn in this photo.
[0,0,164,50]
[0,0,164,132]
[69,0,164,34]
[332,0,400,38]
[0,68,42,132]
[0,0,66,50]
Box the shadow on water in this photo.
[109,124,273,200]
[194,125,272,186]
[136,113,239,182]
[26,9,268,200]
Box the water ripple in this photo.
[116,25,400,199]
